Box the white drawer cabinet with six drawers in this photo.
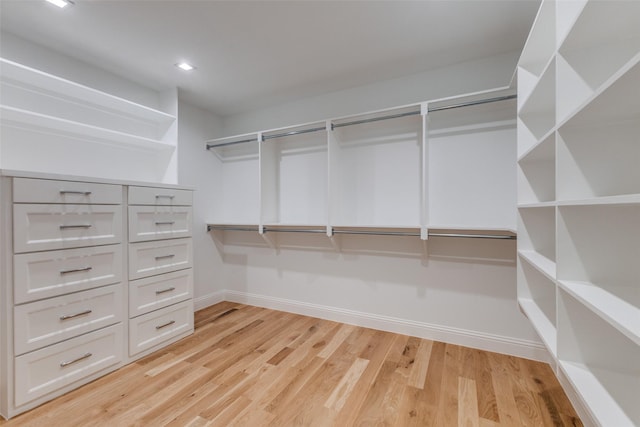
[0,172,194,419]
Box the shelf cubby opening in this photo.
[557,289,640,427]
[329,113,422,228]
[557,118,639,201]
[518,132,555,204]
[518,0,556,79]
[517,256,557,355]
[557,205,639,341]
[428,97,517,231]
[518,58,556,143]
[517,206,556,266]
[260,124,328,225]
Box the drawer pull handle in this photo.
[154,254,175,260]
[156,320,176,330]
[155,221,175,226]
[60,309,93,320]
[155,194,175,199]
[155,287,176,295]
[60,266,93,275]
[60,352,92,367]
[60,224,93,229]
[60,190,92,196]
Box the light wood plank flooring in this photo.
[2,302,582,426]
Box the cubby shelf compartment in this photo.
[518,132,555,204]
[558,290,640,427]
[518,254,557,356]
[205,136,260,225]
[517,0,556,107]
[557,204,639,342]
[329,107,423,228]
[556,64,640,201]
[518,58,556,143]
[518,206,556,268]
[518,250,555,282]
[261,123,328,226]
[558,280,639,346]
[0,106,175,152]
[0,58,175,139]
[556,1,640,123]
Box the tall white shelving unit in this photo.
[206,88,518,246]
[517,1,639,426]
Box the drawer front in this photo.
[129,238,192,280]
[130,269,193,317]
[15,324,123,407]
[129,300,193,356]
[14,285,123,355]
[14,178,122,205]
[128,206,192,242]
[128,186,192,206]
[14,245,123,304]
[14,204,122,253]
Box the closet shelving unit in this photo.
[206,88,518,247]
[517,1,639,426]
[0,58,177,182]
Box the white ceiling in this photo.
[0,0,539,117]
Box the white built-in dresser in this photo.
[0,170,194,419]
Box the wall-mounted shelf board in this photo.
[0,106,175,152]
[518,250,555,282]
[518,298,557,356]
[0,58,175,125]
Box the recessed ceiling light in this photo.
[176,62,195,71]
[46,0,74,8]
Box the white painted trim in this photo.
[223,290,549,362]
[193,290,226,312]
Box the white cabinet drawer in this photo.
[129,269,193,317]
[13,204,122,253]
[14,285,123,355]
[128,186,192,206]
[15,324,123,407]
[128,238,192,280]
[129,300,193,356]
[128,206,192,242]
[13,178,122,205]
[13,245,123,304]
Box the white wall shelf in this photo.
[0,59,175,130]
[0,58,179,184]
[0,106,175,152]
[518,5,640,422]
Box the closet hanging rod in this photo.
[331,93,517,130]
[207,225,258,232]
[206,137,258,150]
[262,227,326,234]
[429,232,516,240]
[428,94,517,113]
[262,126,326,141]
[332,110,420,129]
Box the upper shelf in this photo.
[0,58,175,126]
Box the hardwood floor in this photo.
[2,302,582,426]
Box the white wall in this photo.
[221,50,519,136]
[0,31,160,109]
[177,100,226,306]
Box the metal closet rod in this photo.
[206,93,517,149]
[207,225,515,240]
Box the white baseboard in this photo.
[193,290,226,311]
[223,290,549,362]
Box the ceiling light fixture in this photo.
[175,62,195,71]
[45,0,74,8]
